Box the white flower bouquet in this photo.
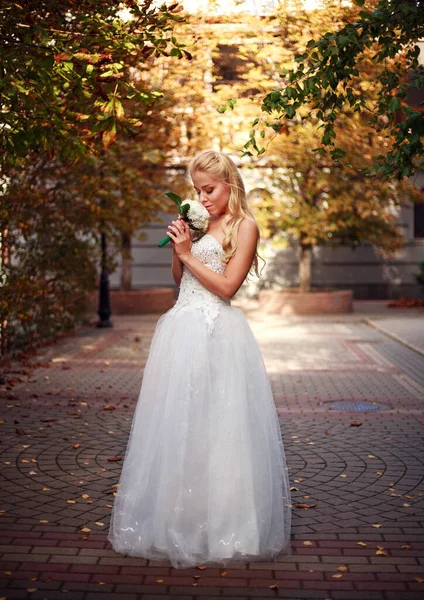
[158,192,210,247]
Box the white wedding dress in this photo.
[107,234,292,568]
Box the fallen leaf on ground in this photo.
[67,500,76,504]
[402,545,412,550]
[39,520,48,524]
[368,455,376,459]
[104,405,116,410]
[221,572,227,577]
[80,527,91,533]
[357,542,367,547]
[303,541,314,546]
[337,566,349,572]
[331,574,343,579]
[372,524,382,528]
[269,584,279,590]
[414,578,424,583]
[296,503,317,510]
[350,422,362,427]
[95,522,104,527]
[197,566,207,570]
[107,457,121,462]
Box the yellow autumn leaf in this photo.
[192,583,198,587]
[337,566,349,572]
[39,520,49,524]
[197,565,207,570]
[402,545,412,550]
[357,542,367,547]
[269,584,279,589]
[303,541,314,546]
[332,573,343,578]
[372,524,382,528]
[82,494,90,499]
[29,471,37,475]
[220,571,228,577]
[95,522,104,526]
[67,500,76,504]
[43,487,50,491]
[368,455,376,459]
[414,578,424,583]
[339,474,347,478]
[80,527,91,532]
[156,579,164,583]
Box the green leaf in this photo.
[165,192,182,208]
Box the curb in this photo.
[365,318,424,358]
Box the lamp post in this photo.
[97,228,113,328]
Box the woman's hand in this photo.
[167,215,192,260]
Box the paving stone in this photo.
[1,311,424,600]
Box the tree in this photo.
[243,0,424,180]
[254,113,421,292]
[0,0,186,167]
[0,0,188,353]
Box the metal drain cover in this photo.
[328,401,390,412]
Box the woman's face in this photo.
[191,170,230,218]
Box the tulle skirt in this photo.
[107,303,291,568]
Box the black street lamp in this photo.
[97,230,113,328]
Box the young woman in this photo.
[108,151,291,568]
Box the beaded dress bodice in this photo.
[172,234,230,334]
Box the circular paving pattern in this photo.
[1,410,423,537]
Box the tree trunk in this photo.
[299,243,312,293]
[120,231,132,291]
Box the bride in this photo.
[107,150,291,568]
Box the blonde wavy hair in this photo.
[188,150,262,278]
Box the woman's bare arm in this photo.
[177,219,259,301]
[172,250,183,286]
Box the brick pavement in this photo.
[0,305,423,600]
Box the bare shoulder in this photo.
[238,217,260,242]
